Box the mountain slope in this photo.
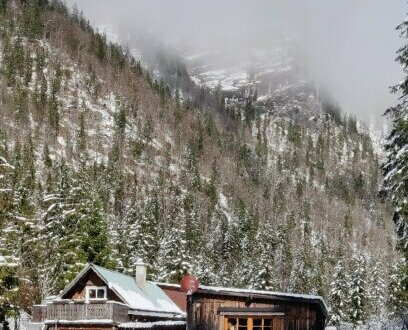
[0,1,400,325]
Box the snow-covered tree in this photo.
[0,153,20,328]
[368,259,387,318]
[41,164,113,292]
[252,221,278,291]
[154,188,191,282]
[349,253,370,325]
[382,9,408,285]
[0,264,19,330]
[154,224,190,282]
[116,191,161,274]
[388,258,408,314]
[289,215,316,294]
[328,257,350,325]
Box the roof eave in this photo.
[59,264,130,308]
[58,263,93,299]
[194,288,328,318]
[128,309,186,319]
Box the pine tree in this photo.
[289,214,315,294]
[119,191,160,274]
[41,164,113,292]
[349,253,370,325]
[253,220,278,291]
[328,257,350,325]
[154,188,190,282]
[0,152,22,321]
[368,260,386,319]
[388,258,408,315]
[382,12,408,314]
[0,264,20,330]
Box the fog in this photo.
[66,0,405,125]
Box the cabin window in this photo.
[85,286,107,301]
[253,318,273,330]
[225,317,283,330]
[226,318,248,330]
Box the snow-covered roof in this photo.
[156,282,328,316]
[200,284,328,316]
[119,321,186,329]
[59,264,184,317]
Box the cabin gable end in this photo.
[61,268,124,303]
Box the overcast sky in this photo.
[66,0,406,125]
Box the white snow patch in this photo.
[120,321,186,329]
[57,136,66,147]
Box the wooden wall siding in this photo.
[189,295,324,330]
[32,302,129,323]
[66,270,122,302]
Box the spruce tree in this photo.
[382,12,408,311]
[328,257,350,325]
[154,188,190,282]
[42,164,113,292]
[388,258,408,315]
[349,253,370,325]
[368,260,386,319]
[253,221,277,291]
[0,153,22,322]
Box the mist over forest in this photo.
[67,0,405,125]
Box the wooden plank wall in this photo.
[67,271,121,302]
[190,295,323,330]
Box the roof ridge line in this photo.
[93,264,158,286]
[93,264,134,278]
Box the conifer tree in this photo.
[154,188,190,282]
[121,192,160,273]
[253,221,277,291]
[382,12,408,311]
[328,257,350,325]
[0,264,19,330]
[349,253,370,325]
[368,260,386,318]
[42,164,113,292]
[0,152,22,322]
[388,258,408,315]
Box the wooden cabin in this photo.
[29,262,185,330]
[28,263,328,330]
[158,284,328,330]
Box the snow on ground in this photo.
[184,45,295,94]
[339,318,407,330]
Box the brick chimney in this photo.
[135,259,147,288]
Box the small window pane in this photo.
[227,318,237,330]
[253,319,262,330]
[88,289,96,299]
[238,318,247,329]
[97,288,105,299]
[264,319,273,326]
[264,318,273,330]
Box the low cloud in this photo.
[67,0,405,124]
